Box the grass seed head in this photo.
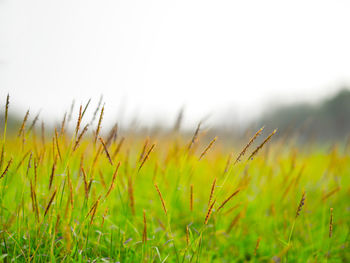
[188,122,201,151]
[67,169,74,207]
[105,162,120,199]
[254,237,261,256]
[208,177,217,206]
[139,137,150,162]
[112,137,125,159]
[199,136,217,160]
[99,136,113,165]
[54,128,62,161]
[75,105,82,136]
[227,213,241,233]
[73,124,89,151]
[128,175,135,215]
[101,207,109,228]
[18,110,29,137]
[329,208,333,238]
[0,158,12,179]
[90,95,103,125]
[60,112,67,135]
[186,225,190,245]
[204,199,216,224]
[5,93,9,125]
[154,183,167,216]
[81,99,91,119]
[142,210,147,243]
[81,167,90,199]
[88,196,101,225]
[296,191,306,218]
[48,155,58,190]
[235,126,264,164]
[44,188,57,218]
[218,189,241,211]
[139,143,155,172]
[94,106,104,143]
[248,129,277,161]
[28,111,40,133]
[106,123,118,147]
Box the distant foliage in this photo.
[260,88,350,140]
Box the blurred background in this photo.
[1,0,350,141]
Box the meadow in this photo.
[0,96,349,262]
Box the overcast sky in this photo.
[1,0,350,129]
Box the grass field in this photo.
[0,97,349,262]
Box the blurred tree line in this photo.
[1,88,350,142]
[257,88,350,141]
[0,110,21,135]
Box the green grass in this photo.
[0,102,349,262]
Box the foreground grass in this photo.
[0,100,349,262]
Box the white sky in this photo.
[1,0,350,129]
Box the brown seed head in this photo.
[128,176,135,215]
[138,144,155,172]
[18,110,29,137]
[199,136,217,160]
[99,137,113,165]
[295,191,306,218]
[28,112,40,133]
[48,155,58,190]
[105,162,120,199]
[139,137,149,162]
[142,210,147,243]
[248,129,277,161]
[81,99,91,119]
[60,112,67,135]
[208,178,217,206]
[105,123,118,147]
[73,124,89,151]
[54,128,62,161]
[204,199,216,224]
[90,198,100,225]
[223,152,233,175]
[112,137,125,159]
[90,95,103,125]
[227,213,241,233]
[101,207,109,228]
[154,183,167,215]
[81,167,89,199]
[67,169,74,207]
[173,107,184,132]
[254,237,261,256]
[44,189,57,218]
[0,158,12,179]
[217,189,241,211]
[329,208,333,238]
[75,105,82,136]
[94,106,104,143]
[188,122,201,151]
[5,94,9,125]
[186,225,190,245]
[235,126,264,164]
